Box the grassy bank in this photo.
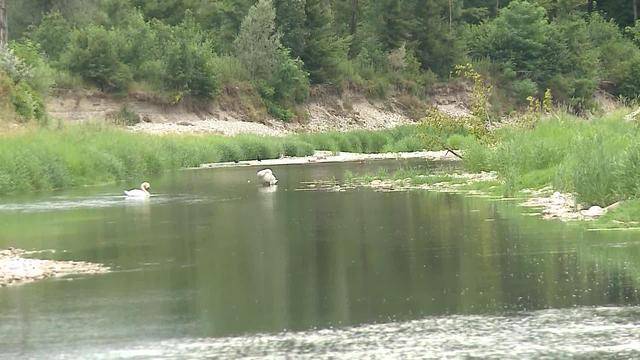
[0,124,436,195]
[345,109,640,228]
[457,109,640,226]
[460,110,638,205]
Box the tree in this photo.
[62,24,132,91]
[301,0,348,83]
[466,0,598,107]
[467,1,550,73]
[410,0,464,76]
[0,0,6,46]
[28,11,71,61]
[593,0,637,28]
[364,0,412,51]
[274,0,306,59]
[533,0,587,18]
[234,0,284,80]
[329,0,361,36]
[234,0,309,118]
[589,13,640,98]
[196,0,255,54]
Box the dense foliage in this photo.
[3,0,640,122]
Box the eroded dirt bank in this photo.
[47,85,471,136]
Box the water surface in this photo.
[1,160,639,359]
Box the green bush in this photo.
[234,0,309,118]
[28,11,73,62]
[382,135,424,152]
[10,82,46,124]
[616,57,640,99]
[462,138,492,172]
[269,52,309,105]
[63,25,132,91]
[465,1,599,109]
[215,142,243,162]
[210,55,251,86]
[281,139,315,157]
[556,133,621,206]
[589,14,640,99]
[0,45,50,124]
[9,40,56,95]
[110,105,140,126]
[511,79,538,104]
[159,15,218,100]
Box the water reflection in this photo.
[98,306,640,359]
[0,160,639,358]
[257,185,278,194]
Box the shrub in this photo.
[269,52,309,105]
[110,105,140,126]
[63,25,132,91]
[0,46,49,124]
[234,0,309,118]
[28,11,73,62]
[10,82,46,124]
[589,14,640,99]
[159,14,218,100]
[210,55,251,86]
[9,40,56,95]
[511,79,538,104]
[383,135,424,152]
[556,133,621,205]
[281,139,315,157]
[235,135,281,160]
[465,1,599,110]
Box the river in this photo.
[1,160,639,359]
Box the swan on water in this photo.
[256,169,278,186]
[124,182,151,198]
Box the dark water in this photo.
[1,160,640,359]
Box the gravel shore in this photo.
[0,248,109,287]
[199,150,461,169]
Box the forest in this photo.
[2,0,640,124]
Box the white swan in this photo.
[256,169,278,186]
[124,182,151,198]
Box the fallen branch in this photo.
[444,148,463,159]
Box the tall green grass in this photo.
[460,109,640,206]
[295,125,430,154]
[0,124,430,194]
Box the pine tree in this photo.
[365,0,412,51]
[274,0,306,59]
[594,0,637,27]
[234,0,283,80]
[331,0,361,36]
[301,0,348,83]
[0,0,6,46]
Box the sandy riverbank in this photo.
[198,150,461,169]
[0,248,109,287]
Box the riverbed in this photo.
[1,159,639,359]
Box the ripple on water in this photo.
[82,306,640,359]
[0,194,233,213]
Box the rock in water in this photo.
[257,169,278,186]
[581,205,605,218]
